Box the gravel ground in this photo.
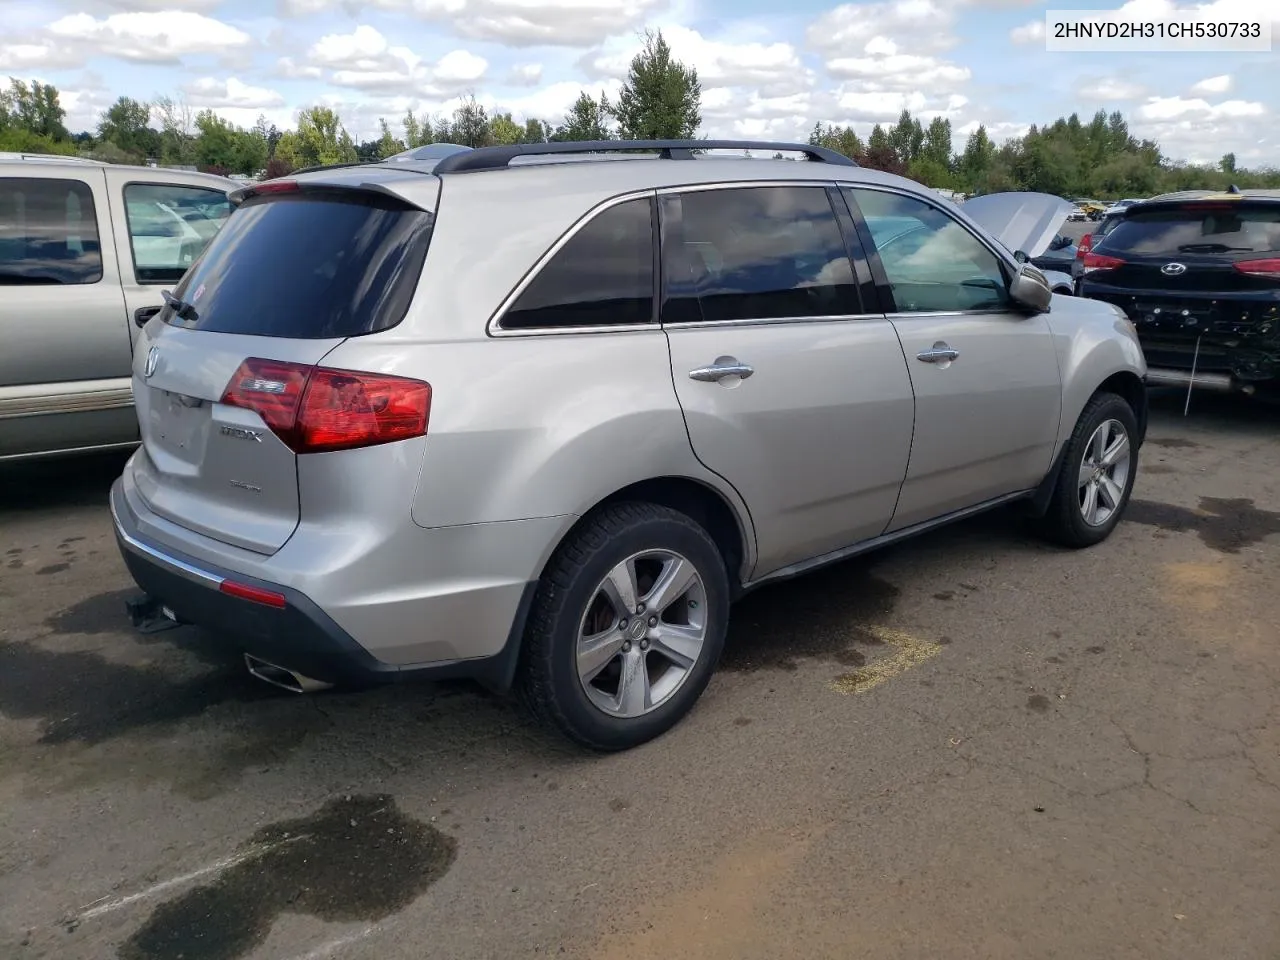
[0,388,1277,960]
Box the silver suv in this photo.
[111,140,1148,750]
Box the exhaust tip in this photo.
[244,654,333,694]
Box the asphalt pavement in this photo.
[1,389,1277,960]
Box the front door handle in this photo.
[689,356,754,382]
[134,305,163,328]
[916,342,959,363]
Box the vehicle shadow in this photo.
[0,450,132,516]
[1146,386,1278,437]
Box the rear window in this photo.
[163,192,434,338]
[0,177,102,285]
[1099,203,1280,258]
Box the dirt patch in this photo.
[120,794,456,960]
[1143,464,1178,475]
[1126,497,1280,553]
[1147,437,1200,449]
[719,563,899,672]
[1026,695,1051,713]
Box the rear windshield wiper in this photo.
[161,289,200,322]
[1176,243,1253,252]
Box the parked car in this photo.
[1077,188,1280,397]
[959,192,1077,294]
[112,139,1147,750]
[0,156,234,461]
[1073,211,1127,279]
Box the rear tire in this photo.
[1035,391,1139,548]
[519,502,730,751]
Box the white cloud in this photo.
[826,53,970,93]
[1077,77,1147,100]
[579,24,810,97]
[1137,96,1265,121]
[45,11,253,62]
[1190,74,1231,95]
[283,0,664,47]
[303,25,487,93]
[956,119,1031,143]
[1010,20,1045,43]
[276,56,323,79]
[505,63,542,86]
[183,77,286,109]
[807,0,961,56]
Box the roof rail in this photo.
[431,139,858,174]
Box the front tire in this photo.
[519,502,730,751]
[1036,392,1139,548]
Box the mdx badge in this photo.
[220,425,264,442]
[143,345,159,378]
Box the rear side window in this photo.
[164,192,434,338]
[1100,204,1280,257]
[0,178,102,285]
[124,183,230,284]
[501,197,654,330]
[661,186,859,323]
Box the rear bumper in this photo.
[110,479,536,690]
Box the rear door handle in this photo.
[916,342,959,363]
[689,357,754,382]
[134,305,163,328]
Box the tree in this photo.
[0,79,69,141]
[488,111,524,145]
[153,95,195,165]
[523,118,550,143]
[1221,152,1237,174]
[887,109,924,166]
[958,125,996,192]
[862,124,903,174]
[920,116,953,169]
[450,94,490,147]
[611,29,701,140]
[98,96,158,160]
[552,91,614,141]
[375,117,405,158]
[808,122,863,160]
[276,106,358,168]
[194,110,238,170]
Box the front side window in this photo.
[661,186,860,324]
[124,183,231,284]
[501,197,654,330]
[845,188,1011,313]
[0,178,102,285]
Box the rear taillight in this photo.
[1233,258,1280,280]
[1081,252,1125,273]
[220,580,287,608]
[1076,234,1093,257]
[220,358,431,454]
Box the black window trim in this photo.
[656,179,884,330]
[121,179,232,286]
[838,183,1028,318]
[488,189,661,337]
[0,174,106,286]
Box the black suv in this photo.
[1077,190,1280,396]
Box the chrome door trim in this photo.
[0,379,134,419]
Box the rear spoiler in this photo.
[228,177,432,211]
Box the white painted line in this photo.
[76,837,303,922]
[289,925,379,960]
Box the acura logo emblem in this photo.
[144,345,159,378]
[1161,262,1187,276]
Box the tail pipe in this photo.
[243,654,333,694]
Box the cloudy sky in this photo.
[2,0,1276,165]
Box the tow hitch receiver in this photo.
[124,593,183,635]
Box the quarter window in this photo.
[845,188,1011,313]
[0,178,102,285]
[124,183,230,284]
[661,186,860,323]
[501,197,654,329]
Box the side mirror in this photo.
[1009,263,1053,313]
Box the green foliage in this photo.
[376,118,406,158]
[552,92,614,141]
[808,122,864,160]
[488,112,524,145]
[0,127,77,154]
[98,96,159,161]
[611,30,700,139]
[1,78,69,140]
[276,106,358,168]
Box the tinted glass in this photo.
[1098,204,1280,257]
[0,178,102,285]
[125,183,230,284]
[662,186,859,323]
[846,188,1010,312]
[164,193,434,338]
[502,197,654,329]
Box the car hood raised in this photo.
[960,192,1075,259]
